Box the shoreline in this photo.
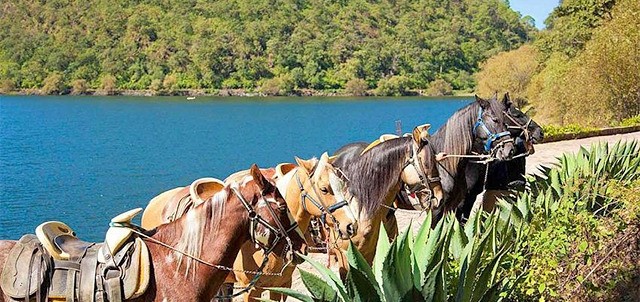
[1,88,474,98]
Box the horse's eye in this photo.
[320,187,329,194]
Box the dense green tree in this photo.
[526,0,638,126]
[476,45,541,108]
[0,0,532,93]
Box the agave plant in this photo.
[270,140,640,302]
[527,140,640,215]
[270,208,525,302]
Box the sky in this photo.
[509,0,560,29]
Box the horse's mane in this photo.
[431,97,508,174]
[343,137,412,219]
[156,185,229,278]
[225,168,275,184]
[430,101,478,174]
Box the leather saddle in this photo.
[163,177,224,222]
[0,208,151,302]
[274,163,296,180]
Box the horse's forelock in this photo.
[312,156,327,182]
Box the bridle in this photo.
[110,183,302,300]
[294,168,350,228]
[230,185,299,256]
[473,107,513,155]
[400,140,442,210]
[504,109,534,143]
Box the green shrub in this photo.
[221,77,242,89]
[70,79,88,95]
[162,74,178,94]
[42,72,66,94]
[619,114,640,127]
[258,74,295,96]
[425,79,453,96]
[99,75,117,95]
[542,124,598,139]
[375,76,411,96]
[149,79,163,92]
[0,79,15,93]
[272,208,525,301]
[506,140,640,300]
[344,78,368,96]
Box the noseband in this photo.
[230,186,299,255]
[294,169,349,227]
[473,107,512,153]
[504,109,533,142]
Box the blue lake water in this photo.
[0,95,470,241]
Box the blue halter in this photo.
[473,107,511,153]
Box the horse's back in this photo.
[141,187,184,229]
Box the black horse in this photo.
[333,94,515,230]
[458,93,543,220]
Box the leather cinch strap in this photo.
[79,245,99,302]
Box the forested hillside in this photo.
[0,0,533,95]
[476,0,640,127]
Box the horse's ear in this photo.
[295,156,316,174]
[250,164,272,193]
[502,92,512,108]
[320,152,329,162]
[475,94,489,109]
[412,123,431,145]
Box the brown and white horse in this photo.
[0,165,306,302]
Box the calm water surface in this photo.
[0,95,470,241]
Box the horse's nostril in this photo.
[346,223,357,236]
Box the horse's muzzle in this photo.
[339,222,358,240]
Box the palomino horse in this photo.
[459,92,544,219]
[327,125,444,276]
[226,153,358,301]
[0,165,306,302]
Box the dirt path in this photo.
[249,131,640,300]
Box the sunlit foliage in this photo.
[0,0,532,93]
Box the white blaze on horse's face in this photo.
[329,172,357,224]
[254,196,273,249]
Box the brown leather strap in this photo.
[55,260,81,270]
[66,270,77,302]
[79,245,99,302]
[25,248,38,302]
[104,274,122,302]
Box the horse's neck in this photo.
[283,169,313,231]
[432,117,475,178]
[149,204,248,300]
